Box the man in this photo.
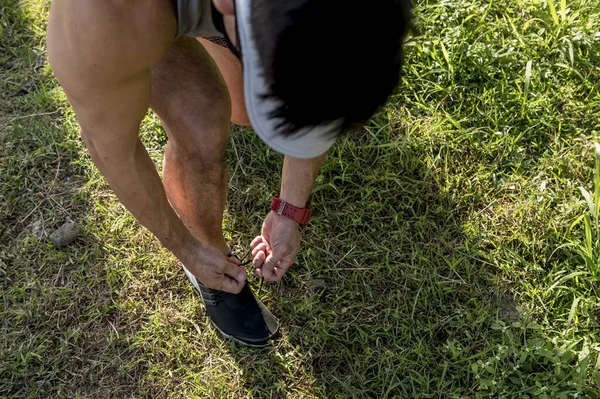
[47,0,412,347]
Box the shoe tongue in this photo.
[224,282,261,313]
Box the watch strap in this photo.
[270,195,312,225]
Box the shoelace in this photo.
[201,249,264,305]
[201,286,235,305]
[238,248,265,294]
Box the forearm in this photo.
[84,133,195,256]
[250,154,326,281]
[280,154,326,207]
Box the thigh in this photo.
[49,0,177,127]
[197,37,250,126]
[150,36,231,149]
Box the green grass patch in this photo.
[1,0,600,397]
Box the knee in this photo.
[162,94,231,160]
[160,82,232,130]
[167,115,230,170]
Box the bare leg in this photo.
[197,37,250,126]
[151,37,231,255]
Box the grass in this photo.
[1,0,600,397]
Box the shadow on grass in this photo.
[1,2,153,397]
[226,121,598,398]
[224,126,498,398]
[1,3,313,397]
[3,1,598,398]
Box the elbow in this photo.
[79,127,140,175]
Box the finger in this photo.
[220,276,245,294]
[255,235,272,253]
[253,250,266,268]
[250,236,263,249]
[226,255,241,266]
[256,267,263,277]
[264,239,272,253]
[263,251,283,281]
[252,243,268,258]
[272,267,284,281]
[278,257,295,272]
[272,258,294,281]
[223,261,247,282]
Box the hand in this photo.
[251,210,300,281]
[179,241,247,293]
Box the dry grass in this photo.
[1,0,600,398]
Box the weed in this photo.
[1,0,600,397]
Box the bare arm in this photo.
[46,0,246,292]
[280,154,326,207]
[251,153,326,281]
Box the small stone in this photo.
[49,222,80,249]
[29,220,46,241]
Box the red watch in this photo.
[270,195,312,225]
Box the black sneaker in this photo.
[182,264,279,347]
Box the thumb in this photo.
[263,250,282,281]
[226,254,241,266]
[220,275,245,294]
[223,260,246,283]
